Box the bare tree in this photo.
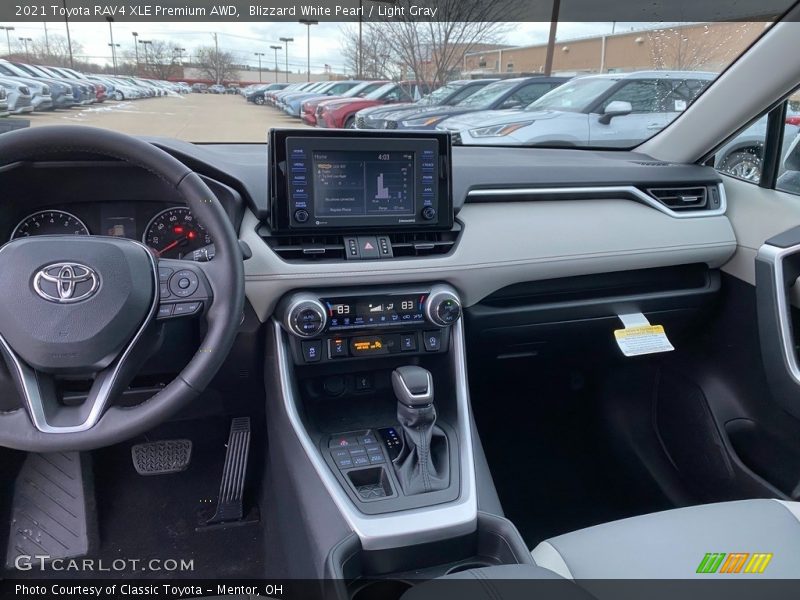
[339,23,401,79]
[377,0,515,86]
[194,45,238,84]
[647,24,745,71]
[28,35,84,67]
[137,40,182,80]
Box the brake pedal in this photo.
[207,417,252,524]
[131,439,192,475]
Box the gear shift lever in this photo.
[391,366,449,495]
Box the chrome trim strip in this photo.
[757,243,800,387]
[272,317,477,551]
[466,183,727,219]
[0,240,159,434]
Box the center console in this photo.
[262,130,531,597]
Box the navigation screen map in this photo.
[312,150,416,217]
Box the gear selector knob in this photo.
[392,365,434,408]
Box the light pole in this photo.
[106,17,118,75]
[19,37,32,61]
[299,19,318,82]
[0,27,14,56]
[254,52,265,82]
[43,22,50,55]
[62,0,74,67]
[108,44,120,75]
[132,32,139,74]
[174,47,186,64]
[270,45,281,83]
[279,37,293,82]
[139,40,152,75]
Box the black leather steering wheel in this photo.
[0,126,245,451]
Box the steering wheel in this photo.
[0,126,245,451]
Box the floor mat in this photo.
[85,417,270,579]
[471,361,671,548]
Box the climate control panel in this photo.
[277,284,461,364]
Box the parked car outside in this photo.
[380,77,569,131]
[317,81,433,129]
[439,71,715,146]
[0,77,33,114]
[301,80,388,126]
[282,80,367,117]
[191,83,208,93]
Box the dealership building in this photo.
[462,22,767,77]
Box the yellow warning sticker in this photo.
[614,324,675,357]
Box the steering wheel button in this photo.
[158,267,173,283]
[157,304,174,319]
[173,302,201,316]
[160,284,171,298]
[169,270,199,297]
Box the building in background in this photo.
[463,22,767,77]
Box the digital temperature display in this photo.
[324,294,427,330]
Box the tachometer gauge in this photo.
[11,210,90,240]
[143,207,212,260]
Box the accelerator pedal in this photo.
[207,417,252,524]
[131,439,192,475]
[6,452,93,569]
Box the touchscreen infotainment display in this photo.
[268,129,452,232]
[312,150,416,218]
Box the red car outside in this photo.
[316,81,431,129]
[94,83,107,103]
[301,80,388,126]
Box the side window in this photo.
[714,85,800,195]
[505,83,558,107]
[601,80,664,113]
[661,79,711,113]
[777,90,800,196]
[382,87,404,102]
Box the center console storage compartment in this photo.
[325,513,534,600]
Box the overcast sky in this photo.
[2,21,659,73]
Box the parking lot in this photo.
[14,93,308,142]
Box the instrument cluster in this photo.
[8,203,213,261]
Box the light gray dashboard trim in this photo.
[466,184,727,219]
[272,318,478,550]
[242,198,737,321]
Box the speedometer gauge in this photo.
[11,210,90,240]
[143,207,212,259]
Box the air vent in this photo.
[647,186,708,211]
[264,234,346,261]
[262,226,460,262]
[388,229,460,257]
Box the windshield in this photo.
[456,81,518,108]
[418,83,462,106]
[364,83,396,100]
[0,12,778,147]
[527,78,619,112]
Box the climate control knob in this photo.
[425,288,462,327]
[286,298,328,338]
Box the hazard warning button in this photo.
[357,236,380,259]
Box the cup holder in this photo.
[351,579,412,600]
[445,561,492,575]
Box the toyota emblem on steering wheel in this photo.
[33,262,100,303]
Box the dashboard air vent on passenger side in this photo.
[388,228,460,258]
[647,186,709,211]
